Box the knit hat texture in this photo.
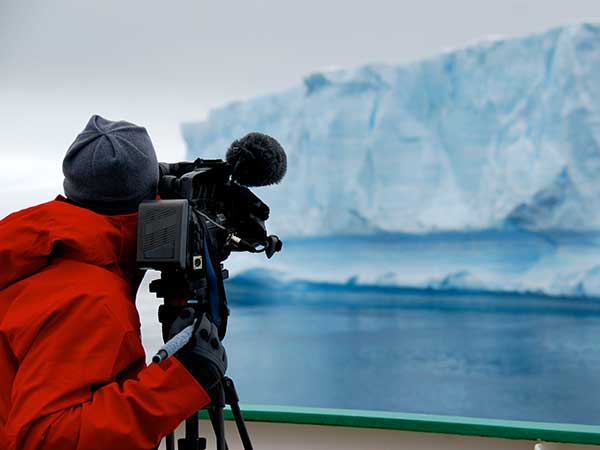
[63,115,159,214]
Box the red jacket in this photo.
[0,197,210,450]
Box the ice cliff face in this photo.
[182,23,600,237]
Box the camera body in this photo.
[136,158,282,338]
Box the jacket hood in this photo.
[0,196,144,292]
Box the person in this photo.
[0,115,227,450]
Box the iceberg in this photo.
[182,23,600,237]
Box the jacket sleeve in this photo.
[5,289,211,450]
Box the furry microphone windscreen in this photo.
[226,132,287,187]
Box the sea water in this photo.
[138,232,600,425]
[223,286,600,425]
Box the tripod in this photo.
[151,272,255,450]
[165,376,254,450]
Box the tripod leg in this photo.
[223,377,254,450]
[178,413,206,450]
[208,406,228,450]
[185,414,199,441]
[229,403,253,450]
[166,432,175,450]
[207,382,228,450]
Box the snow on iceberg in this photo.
[182,23,600,237]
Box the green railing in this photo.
[199,405,600,445]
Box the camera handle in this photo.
[165,376,254,450]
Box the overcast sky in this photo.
[2,0,600,217]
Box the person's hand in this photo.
[168,308,228,401]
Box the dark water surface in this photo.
[222,283,600,425]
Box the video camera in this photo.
[136,132,286,339]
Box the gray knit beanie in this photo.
[63,115,159,214]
